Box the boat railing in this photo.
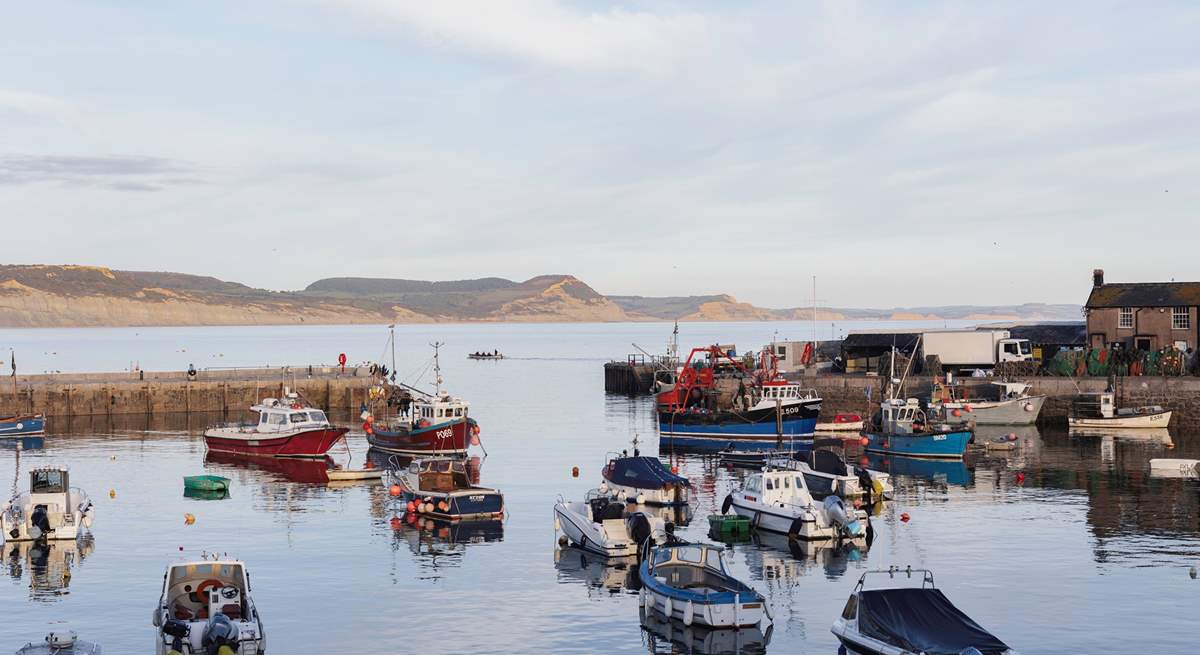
[854,566,935,593]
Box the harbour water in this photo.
[1,322,1198,653]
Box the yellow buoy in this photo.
[109,489,116,499]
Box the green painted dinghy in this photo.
[183,475,230,493]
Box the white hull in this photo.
[730,497,865,541]
[553,501,664,558]
[1069,411,1171,429]
[790,462,893,500]
[1149,458,1200,479]
[1,489,95,542]
[640,587,764,629]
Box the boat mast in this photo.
[389,324,396,381]
[430,341,444,394]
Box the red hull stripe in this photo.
[205,427,348,458]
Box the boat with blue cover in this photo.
[657,346,821,451]
[0,414,45,437]
[832,567,1018,655]
[639,542,770,629]
[601,436,691,506]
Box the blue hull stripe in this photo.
[658,417,816,438]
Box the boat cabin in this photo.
[758,382,814,401]
[407,458,472,492]
[412,392,469,424]
[741,470,814,507]
[30,468,70,496]
[878,398,926,435]
[160,560,251,622]
[992,381,1032,399]
[646,543,742,592]
[251,397,329,433]
[1071,391,1164,419]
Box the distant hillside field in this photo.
[0,265,1080,327]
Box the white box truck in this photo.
[921,329,1032,373]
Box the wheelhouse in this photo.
[413,392,469,423]
[408,458,472,492]
[161,560,251,622]
[880,399,925,434]
[30,468,69,495]
[742,470,811,506]
[250,398,330,433]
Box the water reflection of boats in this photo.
[204,451,332,483]
[4,534,95,600]
[0,436,45,450]
[640,607,771,655]
[1070,427,1173,445]
[866,453,971,487]
[744,530,868,583]
[389,513,503,561]
[553,546,640,594]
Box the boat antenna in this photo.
[896,335,920,399]
[429,342,444,394]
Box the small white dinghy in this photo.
[153,557,266,655]
[326,465,383,482]
[554,490,670,558]
[15,632,101,654]
[724,468,868,541]
[1,468,94,542]
[1149,458,1200,479]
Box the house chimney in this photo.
[1093,268,1104,288]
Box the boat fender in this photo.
[362,421,374,435]
[787,517,805,540]
[627,513,652,547]
[636,494,646,505]
[1024,402,1034,412]
[663,596,673,618]
[721,494,732,514]
[683,600,694,626]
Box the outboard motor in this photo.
[163,618,191,655]
[30,506,51,540]
[201,613,239,655]
[823,496,864,538]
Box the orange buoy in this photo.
[952,409,962,417]
[406,500,416,513]
[572,466,579,478]
[900,512,910,523]
[364,460,374,469]
[859,437,869,446]
[184,513,195,526]
[963,404,973,413]
[671,466,679,474]
[389,484,402,497]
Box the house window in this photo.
[1119,307,1133,329]
[1173,307,1190,330]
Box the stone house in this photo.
[1085,269,1200,351]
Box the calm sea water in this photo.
[1,322,1198,654]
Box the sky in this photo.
[1,1,1197,308]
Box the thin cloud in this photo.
[0,154,198,191]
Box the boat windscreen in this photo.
[607,457,690,490]
[31,470,67,494]
[857,588,1010,655]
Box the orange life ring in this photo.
[194,578,224,603]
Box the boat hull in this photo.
[203,427,347,458]
[367,418,475,456]
[659,400,820,446]
[729,496,865,540]
[404,487,504,521]
[601,481,690,506]
[638,563,766,628]
[554,504,639,558]
[1068,411,1171,429]
[864,430,972,459]
[945,395,1045,425]
[0,415,45,437]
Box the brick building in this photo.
[1085,269,1200,351]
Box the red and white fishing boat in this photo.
[204,392,347,459]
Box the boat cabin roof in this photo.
[650,543,727,572]
[249,399,328,425]
[165,560,248,588]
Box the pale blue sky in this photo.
[1,1,1197,307]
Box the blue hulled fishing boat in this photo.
[657,346,820,452]
[863,343,972,460]
[639,542,770,628]
[0,414,45,437]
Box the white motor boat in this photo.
[933,381,1046,426]
[770,449,893,501]
[1,468,94,542]
[153,557,266,655]
[554,491,669,558]
[724,468,868,541]
[1069,391,1171,429]
[15,632,101,654]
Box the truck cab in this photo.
[997,338,1033,363]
